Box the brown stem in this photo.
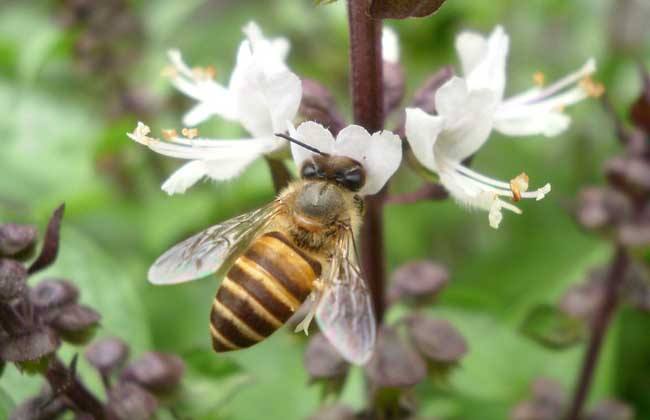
[45,357,108,419]
[265,157,293,194]
[564,246,629,420]
[386,183,448,204]
[347,0,386,321]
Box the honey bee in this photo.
[148,134,376,364]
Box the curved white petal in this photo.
[435,78,498,161]
[292,121,336,169]
[465,25,509,99]
[382,27,400,63]
[455,30,487,76]
[494,110,571,137]
[404,108,444,172]
[358,130,403,196]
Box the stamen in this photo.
[294,305,316,336]
[161,129,178,141]
[181,127,199,139]
[533,71,545,87]
[191,66,217,81]
[128,122,157,146]
[510,173,529,202]
[579,75,605,98]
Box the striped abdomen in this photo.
[210,232,322,352]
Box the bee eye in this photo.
[301,162,318,179]
[341,167,364,191]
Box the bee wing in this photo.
[148,202,281,285]
[315,231,376,365]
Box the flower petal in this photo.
[455,30,487,76]
[335,125,402,196]
[292,121,336,169]
[404,108,444,172]
[434,77,498,161]
[464,25,509,99]
[382,27,400,63]
[494,110,571,137]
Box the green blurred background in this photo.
[1,0,649,419]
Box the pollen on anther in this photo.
[182,127,199,139]
[161,129,178,140]
[509,173,530,202]
[191,66,216,81]
[580,76,605,98]
[532,71,545,87]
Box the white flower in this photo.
[382,27,400,63]
[405,25,600,228]
[289,121,402,196]
[128,22,301,195]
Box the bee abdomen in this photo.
[210,231,321,352]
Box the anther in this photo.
[510,173,530,202]
[181,128,199,139]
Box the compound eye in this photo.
[342,167,365,191]
[301,162,318,179]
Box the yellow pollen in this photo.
[161,66,177,78]
[580,76,605,98]
[182,127,199,139]
[161,129,178,140]
[510,173,530,202]
[532,71,545,87]
[192,66,217,81]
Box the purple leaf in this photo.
[29,204,65,275]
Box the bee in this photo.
[147,134,376,364]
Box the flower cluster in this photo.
[0,207,185,420]
[128,23,599,228]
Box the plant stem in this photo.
[347,0,386,321]
[564,246,629,420]
[265,157,293,194]
[45,357,107,419]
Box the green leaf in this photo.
[0,387,15,419]
[520,304,585,350]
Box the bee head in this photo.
[300,155,366,192]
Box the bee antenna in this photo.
[275,133,327,156]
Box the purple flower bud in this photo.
[630,67,650,135]
[308,404,356,420]
[620,262,650,312]
[388,261,449,305]
[107,382,158,420]
[558,269,606,323]
[28,204,64,275]
[0,327,60,367]
[585,399,634,420]
[299,79,346,136]
[510,378,566,420]
[31,279,80,310]
[369,0,447,19]
[51,304,101,345]
[605,156,650,197]
[384,61,405,117]
[85,337,129,375]
[0,224,37,259]
[365,326,427,388]
[617,221,650,248]
[575,187,632,231]
[120,352,185,395]
[406,315,467,364]
[9,387,67,420]
[304,333,348,381]
[0,259,27,302]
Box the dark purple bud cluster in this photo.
[510,377,633,420]
[1,206,185,420]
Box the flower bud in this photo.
[0,224,37,259]
[0,259,27,302]
[585,399,634,420]
[575,187,632,231]
[304,333,348,382]
[9,387,67,420]
[605,156,650,197]
[120,352,185,395]
[558,269,605,324]
[299,79,346,136]
[406,315,467,366]
[617,221,650,248]
[369,0,447,19]
[510,378,566,420]
[0,327,60,372]
[630,67,650,135]
[365,326,426,389]
[308,404,356,420]
[85,337,129,375]
[51,304,101,345]
[31,279,79,312]
[388,261,449,305]
[107,382,158,420]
